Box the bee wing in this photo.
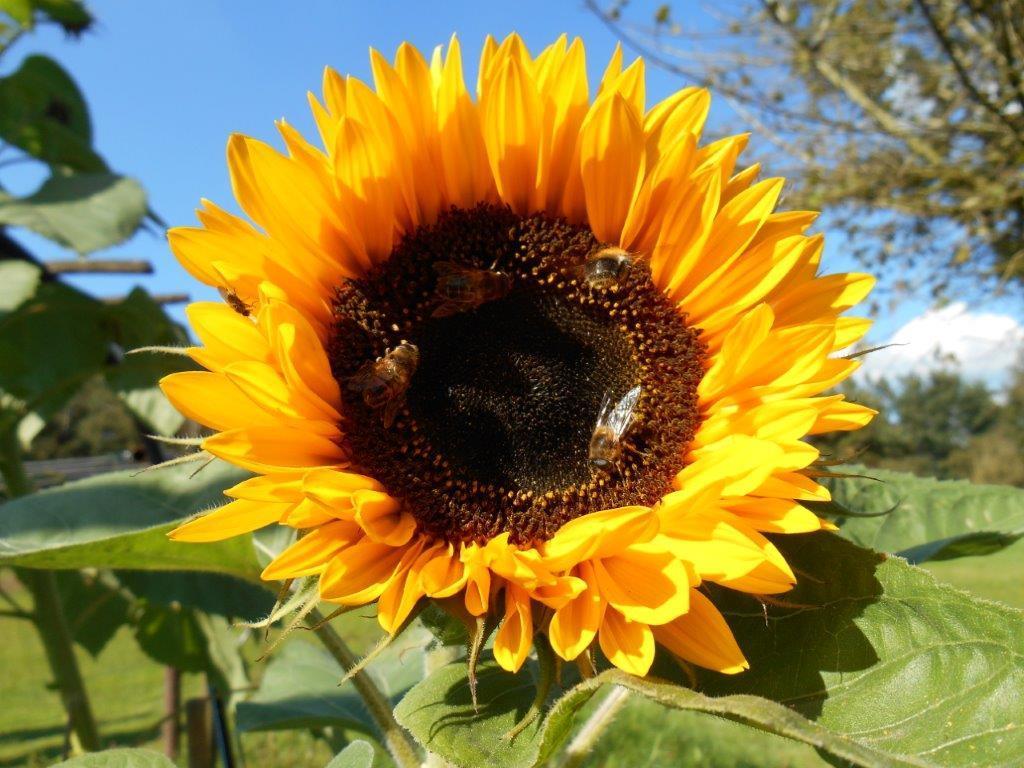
[345,362,377,391]
[605,385,641,438]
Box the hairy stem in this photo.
[0,430,101,753]
[558,685,630,768]
[308,606,421,768]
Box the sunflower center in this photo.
[328,205,706,545]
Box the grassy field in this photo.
[2,541,1022,767]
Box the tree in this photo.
[590,0,1024,299]
[814,368,1024,484]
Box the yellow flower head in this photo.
[164,34,876,678]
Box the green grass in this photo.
[1,541,1022,768]
[920,537,1024,608]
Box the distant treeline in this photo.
[816,362,1024,487]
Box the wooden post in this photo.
[162,667,181,759]
[185,697,213,768]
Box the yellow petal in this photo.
[203,425,345,474]
[318,536,408,604]
[542,506,657,572]
[653,590,748,674]
[593,546,691,625]
[598,608,654,676]
[579,92,645,243]
[352,489,417,546]
[170,499,282,543]
[160,371,279,432]
[548,561,605,661]
[261,521,361,580]
[493,583,533,673]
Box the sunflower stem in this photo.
[558,685,629,768]
[307,606,421,768]
[0,428,102,754]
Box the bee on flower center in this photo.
[431,259,512,318]
[589,384,642,473]
[580,246,638,291]
[346,341,419,427]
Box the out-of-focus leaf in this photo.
[132,602,209,673]
[0,174,146,254]
[325,741,375,768]
[0,260,42,317]
[33,0,92,33]
[196,612,249,696]
[0,461,261,581]
[396,534,1024,768]
[54,569,130,657]
[103,288,195,435]
[235,640,374,734]
[0,280,107,405]
[237,620,429,734]
[51,748,176,767]
[117,571,273,622]
[0,0,34,26]
[819,466,1024,562]
[0,54,103,171]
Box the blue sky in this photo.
[4,0,1022,372]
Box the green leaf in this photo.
[237,619,429,734]
[393,660,547,767]
[0,54,103,171]
[0,174,146,254]
[54,569,131,657]
[0,0,34,26]
[0,280,108,405]
[117,571,273,622]
[50,748,176,767]
[132,602,210,673]
[586,696,829,767]
[102,288,195,435]
[325,741,375,768]
[235,640,375,734]
[33,0,92,34]
[0,461,262,581]
[397,534,1024,768]
[820,466,1024,563]
[195,612,250,695]
[0,260,42,318]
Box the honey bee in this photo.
[589,385,642,472]
[346,342,419,427]
[431,260,512,318]
[218,286,252,317]
[577,246,638,290]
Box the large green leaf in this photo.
[0,461,261,581]
[396,534,1024,768]
[0,54,103,171]
[0,174,146,254]
[821,466,1024,563]
[50,748,175,767]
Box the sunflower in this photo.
[163,34,875,678]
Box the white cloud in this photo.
[854,302,1023,387]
